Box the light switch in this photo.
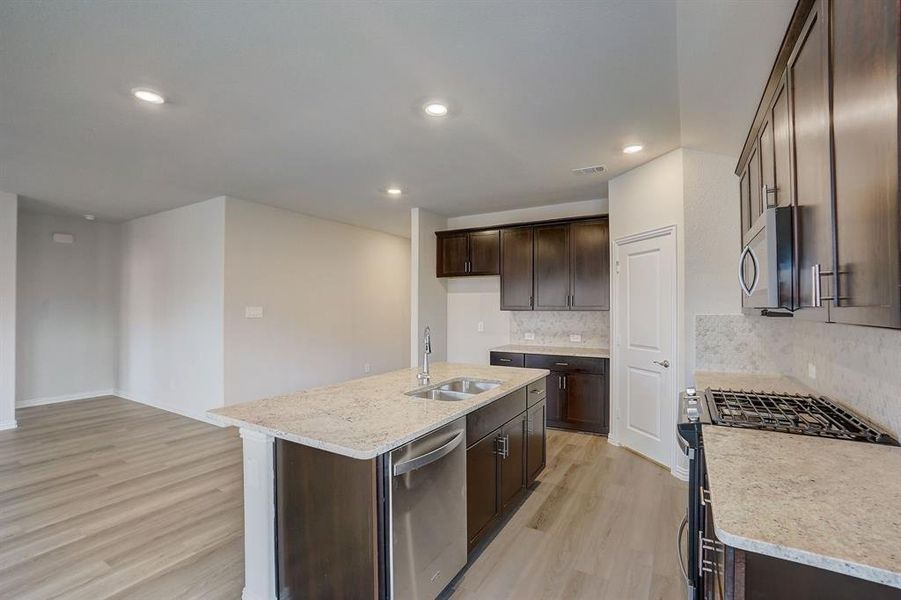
[808,362,816,380]
[245,306,264,319]
[477,321,485,332]
[364,363,371,374]
[570,334,583,343]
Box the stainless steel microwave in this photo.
[739,206,794,310]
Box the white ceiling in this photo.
[0,0,794,237]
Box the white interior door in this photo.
[615,228,676,467]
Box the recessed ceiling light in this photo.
[423,102,449,117]
[132,88,165,104]
[622,144,644,154]
[83,214,96,221]
[385,187,404,196]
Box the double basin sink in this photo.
[406,377,501,402]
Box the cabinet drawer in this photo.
[489,352,525,367]
[526,377,546,407]
[524,354,607,375]
[466,387,527,447]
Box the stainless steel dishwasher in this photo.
[388,417,467,599]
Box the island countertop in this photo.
[209,362,548,460]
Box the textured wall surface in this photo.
[510,310,609,347]
[696,314,901,439]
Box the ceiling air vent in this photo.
[571,164,607,176]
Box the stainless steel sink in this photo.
[406,378,501,401]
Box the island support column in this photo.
[240,428,277,600]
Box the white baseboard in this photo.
[0,419,17,431]
[17,389,116,408]
[671,463,689,481]
[114,389,224,427]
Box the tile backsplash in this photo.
[510,311,609,347]
[696,314,901,439]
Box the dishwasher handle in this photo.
[393,431,465,476]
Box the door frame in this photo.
[609,225,683,479]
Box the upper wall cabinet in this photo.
[735,0,900,328]
[436,229,500,277]
[439,216,610,312]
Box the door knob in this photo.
[653,360,670,368]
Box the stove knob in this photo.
[686,387,697,396]
[686,406,700,422]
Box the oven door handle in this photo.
[677,512,689,583]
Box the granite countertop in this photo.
[695,370,901,589]
[491,344,610,359]
[703,426,901,589]
[209,362,548,460]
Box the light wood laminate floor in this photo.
[0,396,244,599]
[1,397,685,599]
[450,428,687,600]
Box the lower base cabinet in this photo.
[466,380,547,551]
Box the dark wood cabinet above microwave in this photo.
[736,0,900,329]
[437,216,609,312]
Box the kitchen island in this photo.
[210,362,548,600]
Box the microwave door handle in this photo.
[746,246,760,295]
[738,245,753,296]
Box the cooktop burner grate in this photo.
[706,389,898,445]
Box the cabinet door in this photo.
[500,227,534,310]
[563,373,608,434]
[545,372,565,427]
[437,232,469,277]
[498,414,525,511]
[771,79,792,208]
[526,400,546,484]
[468,230,500,276]
[748,143,763,229]
[759,115,775,211]
[829,0,900,328]
[740,166,752,243]
[533,224,570,310]
[790,0,833,318]
[466,433,499,545]
[570,219,610,310]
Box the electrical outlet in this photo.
[245,306,264,319]
[364,363,371,374]
[570,334,583,343]
[524,332,535,341]
[808,362,817,380]
[477,321,484,333]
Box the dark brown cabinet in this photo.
[526,400,546,484]
[466,431,499,546]
[465,381,546,551]
[493,352,609,435]
[533,224,571,310]
[736,0,900,328]
[570,219,610,310]
[498,413,526,511]
[436,229,499,277]
[828,0,900,328]
[500,227,534,310]
[438,216,610,312]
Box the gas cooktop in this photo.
[705,389,899,446]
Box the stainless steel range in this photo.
[676,387,899,599]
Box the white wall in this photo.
[682,149,741,382]
[223,198,410,405]
[118,197,226,420]
[445,199,609,364]
[16,214,120,405]
[0,192,17,429]
[411,208,448,367]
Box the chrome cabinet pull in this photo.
[554,362,569,366]
[812,264,837,307]
[562,375,567,390]
[762,184,778,208]
[498,358,512,363]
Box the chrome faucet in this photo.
[418,326,432,382]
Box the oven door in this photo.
[677,421,702,599]
[740,206,794,310]
[700,469,726,599]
